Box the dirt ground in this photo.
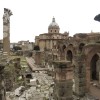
[90,84,100,99]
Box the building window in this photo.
[51,30,52,32]
[55,30,56,32]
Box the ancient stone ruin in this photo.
[0,8,100,100]
[3,8,12,55]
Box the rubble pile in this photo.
[6,71,54,100]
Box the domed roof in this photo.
[48,17,59,29]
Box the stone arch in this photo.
[66,50,73,62]
[90,54,99,81]
[85,45,100,64]
[62,45,66,52]
[83,44,100,91]
[69,44,73,46]
[79,43,85,52]
[66,44,74,52]
[66,44,76,61]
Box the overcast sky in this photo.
[0,0,100,42]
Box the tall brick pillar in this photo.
[3,8,13,55]
[73,54,86,99]
[0,64,6,100]
[53,61,73,100]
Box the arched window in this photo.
[62,45,66,52]
[79,43,85,52]
[67,50,73,62]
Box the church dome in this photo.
[48,17,60,33]
[48,17,59,29]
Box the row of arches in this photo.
[62,43,85,53]
[61,43,85,62]
[61,44,100,83]
[34,43,100,82]
[66,51,99,81]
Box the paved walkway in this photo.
[26,57,48,71]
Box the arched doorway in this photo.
[79,43,85,52]
[34,45,40,51]
[67,50,73,62]
[90,54,99,81]
[62,45,66,52]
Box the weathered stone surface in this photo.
[73,54,86,98]
[53,60,73,100]
[0,64,6,100]
[3,8,13,55]
[6,71,53,100]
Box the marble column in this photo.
[3,8,13,55]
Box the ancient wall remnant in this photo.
[0,64,6,100]
[53,60,73,100]
[73,53,86,99]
